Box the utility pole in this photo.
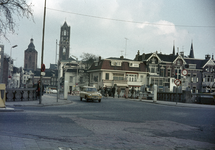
[125,38,128,58]
[39,0,47,104]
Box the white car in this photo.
[51,89,57,94]
[80,86,102,102]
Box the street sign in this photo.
[182,69,188,76]
[174,79,181,86]
[41,72,45,76]
[41,64,45,72]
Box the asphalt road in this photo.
[1,95,215,150]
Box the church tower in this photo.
[59,21,70,61]
[24,38,38,71]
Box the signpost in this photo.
[174,79,181,105]
[182,69,188,76]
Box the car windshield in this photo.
[87,88,97,92]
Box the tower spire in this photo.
[172,40,175,56]
[189,40,194,58]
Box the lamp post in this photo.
[39,0,47,104]
[8,45,18,88]
[71,55,78,91]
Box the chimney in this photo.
[212,54,214,60]
[205,54,211,60]
[99,56,101,62]
[180,51,184,57]
[120,56,124,59]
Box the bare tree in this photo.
[0,0,33,41]
[80,52,99,69]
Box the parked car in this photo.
[80,86,102,102]
[51,89,57,94]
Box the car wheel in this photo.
[98,99,101,103]
[80,97,82,101]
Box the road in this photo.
[0,95,215,150]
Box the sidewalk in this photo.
[0,94,72,112]
[127,98,215,109]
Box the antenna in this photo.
[120,50,124,56]
[125,37,128,58]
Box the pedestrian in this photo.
[117,87,121,98]
[104,86,108,97]
[36,80,44,100]
[125,86,129,99]
[131,87,135,98]
[112,86,116,98]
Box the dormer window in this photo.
[177,59,180,65]
[151,57,156,64]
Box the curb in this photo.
[0,107,23,112]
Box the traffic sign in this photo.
[174,79,181,86]
[182,69,188,76]
[41,64,45,72]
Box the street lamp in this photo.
[10,45,18,59]
[8,45,18,88]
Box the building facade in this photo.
[88,56,148,90]
[24,38,38,71]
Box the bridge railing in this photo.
[6,88,38,102]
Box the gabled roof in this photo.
[89,59,147,72]
[157,53,178,62]
[106,57,132,61]
[184,58,208,69]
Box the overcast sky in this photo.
[1,0,215,68]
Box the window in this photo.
[175,67,181,79]
[94,76,98,82]
[167,69,171,77]
[105,73,109,80]
[160,67,165,77]
[113,73,124,80]
[140,75,143,82]
[64,30,67,36]
[149,64,158,73]
[63,47,66,54]
[70,76,73,83]
[127,74,137,82]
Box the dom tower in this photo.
[59,21,70,61]
[24,38,38,71]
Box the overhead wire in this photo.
[47,7,215,28]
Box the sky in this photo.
[1,0,215,68]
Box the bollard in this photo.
[153,84,157,103]
[0,84,6,108]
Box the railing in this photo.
[157,92,185,103]
[6,88,37,102]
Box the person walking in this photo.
[125,86,129,99]
[104,86,108,97]
[36,80,44,100]
[112,86,116,98]
[117,87,121,98]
